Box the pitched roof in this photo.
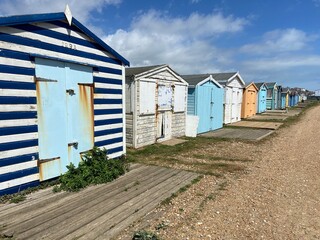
[126,64,166,77]
[181,74,212,86]
[182,72,244,87]
[126,64,187,85]
[181,74,222,88]
[245,82,258,90]
[254,82,266,89]
[211,72,237,81]
[0,11,129,66]
[266,82,277,88]
[282,87,290,93]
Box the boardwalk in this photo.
[0,165,199,239]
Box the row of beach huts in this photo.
[0,10,304,195]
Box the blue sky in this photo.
[0,0,319,90]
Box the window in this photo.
[173,85,186,112]
[140,81,156,114]
[158,84,173,110]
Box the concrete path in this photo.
[249,114,288,121]
[0,164,199,240]
[201,128,273,141]
[229,121,283,130]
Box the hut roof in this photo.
[0,10,130,66]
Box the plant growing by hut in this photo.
[132,230,160,240]
[53,147,129,192]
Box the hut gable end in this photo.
[125,65,188,148]
[0,11,129,195]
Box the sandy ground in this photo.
[119,105,320,240]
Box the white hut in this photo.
[125,65,188,148]
[212,72,245,124]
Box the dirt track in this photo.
[120,105,320,239]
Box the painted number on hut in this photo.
[62,41,77,50]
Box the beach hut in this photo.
[289,91,299,106]
[241,82,258,119]
[266,82,278,110]
[281,88,290,109]
[212,72,245,124]
[255,82,267,113]
[125,65,188,148]
[276,85,283,109]
[182,74,224,134]
[0,8,129,195]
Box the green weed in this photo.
[54,147,129,192]
[133,230,160,240]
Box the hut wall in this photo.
[0,20,126,195]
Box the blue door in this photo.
[196,82,223,133]
[196,85,212,133]
[260,89,267,113]
[36,58,94,181]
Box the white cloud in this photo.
[104,10,248,73]
[240,28,317,55]
[0,0,121,24]
[242,55,320,71]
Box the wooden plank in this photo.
[101,173,199,240]
[0,164,149,224]
[3,165,166,236]
[66,171,196,240]
[23,167,179,239]
[0,164,142,215]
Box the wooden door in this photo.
[36,58,93,181]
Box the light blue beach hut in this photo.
[255,82,267,113]
[182,74,224,134]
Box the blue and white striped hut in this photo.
[0,7,129,195]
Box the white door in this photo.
[156,111,172,141]
[231,89,238,123]
[224,87,232,124]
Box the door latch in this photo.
[66,89,75,95]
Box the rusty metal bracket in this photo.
[37,157,60,167]
[68,142,78,148]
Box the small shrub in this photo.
[9,194,26,203]
[54,147,129,192]
[132,230,160,240]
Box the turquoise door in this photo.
[258,89,267,113]
[36,58,94,181]
[196,86,212,133]
[196,82,223,133]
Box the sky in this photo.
[0,0,319,90]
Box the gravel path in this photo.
[119,105,320,239]
[182,105,320,239]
